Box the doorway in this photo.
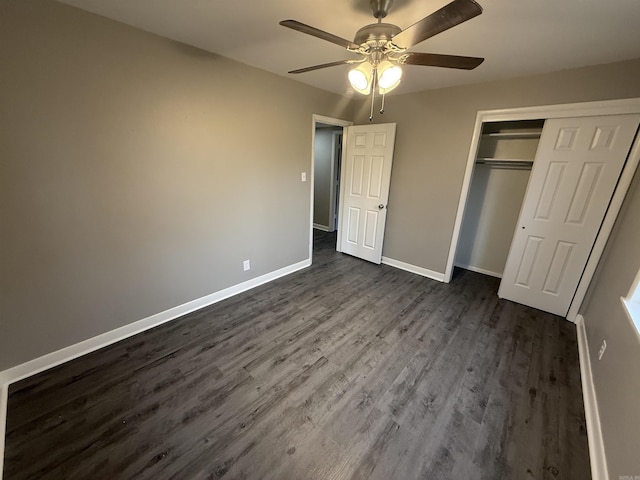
[454,119,544,279]
[310,115,352,260]
[313,125,343,233]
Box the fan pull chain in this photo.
[369,69,377,122]
[380,93,385,114]
[369,92,375,121]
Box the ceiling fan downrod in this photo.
[370,0,393,19]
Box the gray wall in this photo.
[353,58,640,274]
[313,128,333,228]
[0,0,356,371]
[2,2,640,475]
[579,168,640,479]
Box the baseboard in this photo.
[313,223,329,232]
[381,256,445,282]
[0,258,311,385]
[0,258,311,479]
[575,314,609,480]
[0,384,7,480]
[454,263,503,279]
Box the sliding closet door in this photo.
[499,114,640,316]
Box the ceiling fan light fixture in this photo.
[281,0,485,114]
[377,60,402,93]
[348,62,374,95]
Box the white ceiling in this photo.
[58,0,640,97]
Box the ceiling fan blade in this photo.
[288,60,360,74]
[392,0,483,48]
[402,52,484,70]
[280,20,360,50]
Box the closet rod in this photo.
[475,159,533,169]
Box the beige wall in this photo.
[579,168,640,479]
[353,58,640,274]
[0,0,356,371]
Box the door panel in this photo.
[534,161,566,220]
[350,155,364,195]
[339,124,396,264]
[514,236,543,287]
[499,114,640,316]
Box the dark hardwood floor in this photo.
[4,230,591,479]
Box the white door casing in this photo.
[310,115,353,260]
[329,131,343,232]
[338,123,396,264]
[499,114,640,316]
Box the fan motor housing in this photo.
[354,23,402,45]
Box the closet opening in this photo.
[454,119,545,278]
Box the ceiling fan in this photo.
[280,0,484,116]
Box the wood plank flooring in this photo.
[3,230,591,479]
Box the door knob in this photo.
[378,204,385,209]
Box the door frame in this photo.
[329,130,343,232]
[445,97,640,321]
[310,114,353,260]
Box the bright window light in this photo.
[622,267,640,336]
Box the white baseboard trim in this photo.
[381,256,445,282]
[0,384,7,480]
[455,263,503,278]
[0,258,311,479]
[0,258,311,386]
[575,314,609,480]
[313,223,329,232]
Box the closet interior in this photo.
[455,119,545,278]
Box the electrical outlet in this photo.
[243,260,250,271]
[598,340,607,360]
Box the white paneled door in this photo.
[499,114,640,316]
[338,123,396,264]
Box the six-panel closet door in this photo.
[499,114,640,316]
